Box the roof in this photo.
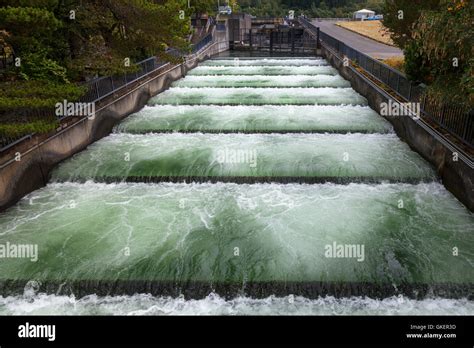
[354,9,375,13]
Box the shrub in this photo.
[0,119,58,138]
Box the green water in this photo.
[200,58,328,66]
[172,75,351,88]
[0,182,472,285]
[115,105,392,134]
[188,66,338,76]
[51,133,435,182]
[0,55,472,311]
[150,87,367,106]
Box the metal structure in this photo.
[299,17,473,148]
[232,26,318,54]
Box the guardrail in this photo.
[311,17,352,21]
[192,33,212,54]
[0,33,215,153]
[70,34,213,105]
[79,53,175,104]
[299,17,473,148]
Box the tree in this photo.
[408,0,473,107]
[190,0,216,18]
[0,0,193,81]
[0,0,197,138]
[382,0,441,48]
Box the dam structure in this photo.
[0,56,473,315]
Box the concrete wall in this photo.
[0,35,229,212]
[321,44,474,211]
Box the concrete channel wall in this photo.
[321,44,474,211]
[0,33,229,212]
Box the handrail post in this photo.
[291,27,295,52]
[95,81,100,100]
[270,30,273,52]
[316,27,320,49]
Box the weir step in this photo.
[0,55,472,307]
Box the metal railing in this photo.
[80,46,185,103]
[192,33,213,54]
[79,55,171,104]
[312,17,352,21]
[82,33,212,104]
[0,33,215,153]
[0,134,32,150]
[229,27,317,53]
[299,17,473,148]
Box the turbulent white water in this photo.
[201,58,328,66]
[1,55,472,316]
[50,133,436,182]
[188,65,338,76]
[1,182,472,285]
[149,87,367,106]
[0,292,473,315]
[115,105,392,134]
[172,74,351,88]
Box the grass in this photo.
[381,57,405,72]
[335,20,395,46]
[0,80,85,139]
[0,80,85,111]
[0,119,58,139]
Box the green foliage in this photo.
[0,0,195,137]
[0,81,86,111]
[191,0,217,16]
[0,119,58,138]
[403,40,429,83]
[382,0,441,48]
[238,0,384,18]
[386,0,473,107]
[17,52,69,83]
[0,81,85,100]
[0,5,61,36]
[0,0,193,81]
[412,1,473,107]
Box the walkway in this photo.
[312,19,403,59]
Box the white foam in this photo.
[202,58,328,66]
[0,292,472,315]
